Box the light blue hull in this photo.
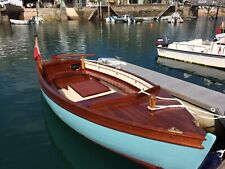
[42,91,216,169]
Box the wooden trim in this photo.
[91,86,160,109]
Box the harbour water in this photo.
[0,17,225,169]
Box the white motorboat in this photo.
[105,14,137,24]
[10,16,44,25]
[156,34,225,69]
[121,14,136,23]
[105,16,123,23]
[9,19,31,25]
[168,12,183,23]
[31,16,44,24]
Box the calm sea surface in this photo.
[0,17,225,169]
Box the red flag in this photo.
[33,36,43,73]
[33,36,41,61]
[216,26,222,35]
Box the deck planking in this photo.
[114,61,225,127]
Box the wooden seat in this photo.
[90,85,160,109]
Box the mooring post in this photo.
[149,95,156,109]
[207,6,210,16]
[216,6,219,20]
[107,1,110,18]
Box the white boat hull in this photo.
[10,19,30,25]
[157,47,225,69]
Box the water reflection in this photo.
[1,18,225,94]
[0,24,32,58]
[157,57,225,82]
[0,17,225,169]
[157,57,225,93]
[44,101,144,169]
[160,17,221,41]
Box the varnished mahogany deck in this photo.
[39,58,206,149]
[70,78,110,97]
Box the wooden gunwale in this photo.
[85,60,155,90]
[37,59,206,149]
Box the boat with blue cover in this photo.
[33,36,216,169]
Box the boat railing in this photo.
[85,60,153,91]
[202,41,211,45]
[222,47,225,55]
[172,42,209,53]
[210,42,225,55]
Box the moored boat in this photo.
[168,12,183,24]
[33,36,216,169]
[156,34,225,69]
[10,16,44,25]
[105,14,139,24]
[31,16,44,24]
[10,19,31,25]
[105,16,124,23]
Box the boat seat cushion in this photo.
[69,78,110,97]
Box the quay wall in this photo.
[38,8,68,21]
[0,4,181,22]
[2,5,225,22]
[38,5,223,21]
[76,4,171,21]
[111,4,169,17]
[25,8,68,21]
[20,8,37,20]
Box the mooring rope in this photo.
[138,90,225,120]
[217,149,225,158]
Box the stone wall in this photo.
[0,4,204,23]
[38,8,63,21]
[19,8,37,20]
[76,8,95,21]
[18,8,73,22]
[112,4,169,17]
[0,12,9,23]
[75,4,170,21]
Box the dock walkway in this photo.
[117,62,225,127]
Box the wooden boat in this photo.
[156,34,225,69]
[33,36,216,169]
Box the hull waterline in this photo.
[42,90,216,169]
[157,47,225,69]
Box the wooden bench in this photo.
[91,85,160,109]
